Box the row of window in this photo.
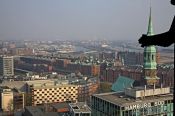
[34,90,77,94]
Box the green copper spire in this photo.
[144,7,159,85]
[147,7,154,36]
[144,7,157,70]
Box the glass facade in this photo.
[91,96,173,116]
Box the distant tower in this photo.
[0,56,14,76]
[144,7,159,85]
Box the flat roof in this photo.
[93,91,173,107]
[69,102,91,113]
[26,80,55,85]
[126,86,165,91]
[25,106,43,116]
[26,79,77,89]
[51,102,69,109]
[25,106,58,116]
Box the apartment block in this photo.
[0,86,13,111]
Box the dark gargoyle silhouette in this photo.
[139,0,175,47]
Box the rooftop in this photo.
[51,102,69,110]
[0,86,10,89]
[0,81,26,92]
[124,86,170,98]
[26,79,56,85]
[26,79,77,89]
[69,102,91,113]
[93,89,173,107]
[111,76,135,92]
[24,106,58,116]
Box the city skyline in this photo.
[0,5,174,114]
[0,0,174,41]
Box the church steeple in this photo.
[144,7,159,86]
[147,7,154,36]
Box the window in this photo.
[148,54,150,61]
[152,54,154,60]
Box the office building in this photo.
[26,80,78,106]
[0,56,14,76]
[91,86,173,116]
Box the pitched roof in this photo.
[111,76,135,92]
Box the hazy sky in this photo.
[0,0,174,41]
